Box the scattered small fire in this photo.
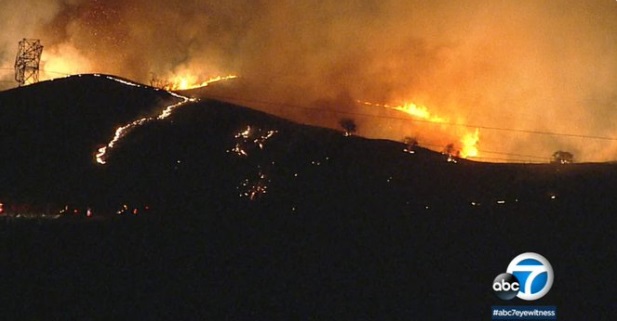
[96,73,237,164]
[227,125,278,157]
[358,100,480,159]
[238,171,270,201]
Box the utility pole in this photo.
[14,39,43,86]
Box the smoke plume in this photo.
[2,0,617,162]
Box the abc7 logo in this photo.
[493,252,553,301]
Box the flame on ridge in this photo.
[96,72,238,165]
[95,76,196,165]
[358,100,480,159]
[159,74,238,91]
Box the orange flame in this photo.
[40,44,93,80]
[162,74,238,91]
[460,129,480,158]
[95,76,195,165]
[359,100,480,159]
[392,102,446,123]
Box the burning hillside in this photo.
[2,1,617,161]
[2,71,617,321]
[150,74,238,91]
[358,100,480,159]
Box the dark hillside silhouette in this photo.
[0,75,616,320]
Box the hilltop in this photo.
[1,74,615,213]
[0,75,616,319]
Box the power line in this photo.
[0,72,602,162]
[477,149,549,160]
[471,156,543,163]
[0,66,73,76]
[203,94,617,142]
[0,67,74,90]
[42,70,72,76]
[200,94,562,162]
[1,68,613,141]
[415,142,549,162]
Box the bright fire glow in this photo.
[163,74,238,91]
[359,100,480,159]
[358,100,446,123]
[460,129,480,158]
[40,44,93,80]
[392,102,446,123]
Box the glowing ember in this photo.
[227,125,278,157]
[238,171,270,201]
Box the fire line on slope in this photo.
[95,75,196,165]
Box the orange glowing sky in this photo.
[2,0,617,162]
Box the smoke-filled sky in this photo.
[1,0,617,162]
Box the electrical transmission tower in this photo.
[14,39,44,86]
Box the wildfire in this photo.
[391,102,446,123]
[156,74,238,91]
[460,129,480,158]
[227,125,278,157]
[359,100,480,159]
[358,100,446,123]
[238,171,270,201]
[40,44,93,80]
[96,73,237,164]
[96,76,196,165]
